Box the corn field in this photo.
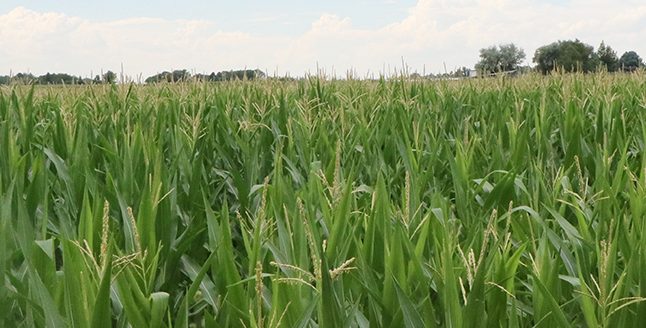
[2,73,646,327]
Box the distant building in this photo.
[467,69,478,78]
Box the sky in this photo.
[1,0,645,79]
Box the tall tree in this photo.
[533,39,596,74]
[475,43,525,74]
[532,42,561,74]
[103,71,117,84]
[597,41,619,72]
[499,44,526,71]
[619,51,643,72]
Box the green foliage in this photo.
[475,43,526,74]
[37,72,84,85]
[210,69,266,81]
[533,39,597,73]
[597,41,619,72]
[619,51,644,72]
[0,73,107,86]
[0,73,37,85]
[144,70,192,83]
[2,74,646,326]
[145,69,266,84]
[102,71,117,84]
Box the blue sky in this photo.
[1,0,644,78]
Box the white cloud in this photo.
[1,1,645,78]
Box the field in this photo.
[2,73,646,327]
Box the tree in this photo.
[597,41,618,72]
[498,44,526,71]
[454,67,470,78]
[170,69,191,82]
[37,72,82,85]
[145,71,171,83]
[533,39,596,74]
[619,51,643,72]
[532,42,560,74]
[475,43,526,74]
[11,73,36,84]
[145,70,193,83]
[103,71,116,84]
[213,69,266,81]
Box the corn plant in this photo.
[1,72,646,327]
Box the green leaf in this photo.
[149,292,169,328]
[394,281,426,328]
[532,273,572,328]
[91,254,113,328]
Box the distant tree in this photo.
[170,69,191,82]
[145,71,170,83]
[476,46,500,73]
[103,71,116,84]
[11,73,36,84]
[145,70,192,83]
[41,73,52,84]
[213,69,266,81]
[192,73,211,82]
[532,43,560,74]
[619,51,643,72]
[37,72,81,85]
[597,41,618,72]
[453,66,470,78]
[533,39,596,74]
[475,43,525,74]
[498,44,526,71]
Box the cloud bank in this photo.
[1,0,645,78]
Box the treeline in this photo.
[533,40,643,73]
[144,69,266,83]
[0,72,88,85]
[2,40,644,85]
[0,69,267,85]
[0,71,117,85]
[475,39,644,75]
